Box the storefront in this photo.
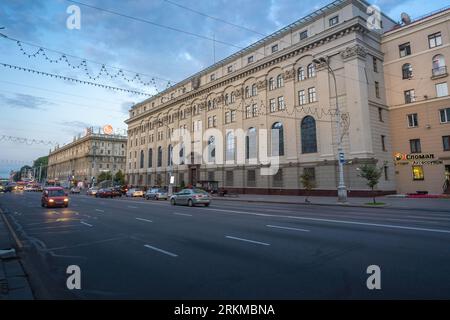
[394,152,450,195]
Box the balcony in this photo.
[432,66,448,79]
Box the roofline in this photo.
[49,133,127,156]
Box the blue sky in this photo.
[0,0,446,177]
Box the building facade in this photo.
[125,0,399,196]
[383,8,450,194]
[48,133,127,186]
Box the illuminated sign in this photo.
[394,153,443,165]
[103,125,113,135]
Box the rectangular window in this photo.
[270,99,276,113]
[271,44,278,53]
[208,171,215,182]
[399,42,411,57]
[208,117,213,128]
[300,30,308,40]
[407,113,418,127]
[252,104,258,117]
[308,87,317,103]
[373,56,378,73]
[246,106,252,119]
[273,169,283,187]
[384,166,389,181]
[226,171,234,186]
[412,165,424,181]
[443,136,450,151]
[381,135,387,152]
[410,139,421,154]
[436,82,449,97]
[247,56,254,64]
[404,89,415,104]
[329,15,339,26]
[378,107,383,122]
[247,170,256,187]
[428,32,442,48]
[277,96,285,110]
[375,81,380,98]
[213,115,217,127]
[231,110,236,122]
[210,74,215,81]
[298,90,306,105]
[440,108,450,123]
[225,112,230,124]
[227,65,233,73]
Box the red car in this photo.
[96,188,122,198]
[41,187,69,208]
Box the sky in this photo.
[0,0,446,177]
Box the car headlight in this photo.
[64,198,69,202]
[49,199,54,202]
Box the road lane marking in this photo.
[267,225,310,232]
[95,209,105,213]
[173,212,192,217]
[144,244,178,257]
[204,208,450,235]
[127,206,138,209]
[225,236,270,246]
[80,221,93,227]
[135,217,152,223]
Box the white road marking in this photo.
[127,206,138,209]
[135,217,152,223]
[144,244,178,257]
[204,208,450,235]
[95,209,105,213]
[80,221,93,227]
[173,212,192,217]
[225,235,270,246]
[267,225,310,232]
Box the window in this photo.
[157,146,162,167]
[140,150,144,169]
[226,132,235,161]
[436,82,449,97]
[252,104,258,117]
[307,63,316,78]
[381,135,387,152]
[277,74,284,88]
[298,90,306,105]
[440,108,450,123]
[271,44,278,53]
[270,99,276,112]
[247,169,256,187]
[303,167,316,184]
[432,54,446,76]
[384,166,389,181]
[410,139,421,154]
[227,65,233,73]
[231,110,236,122]
[251,84,257,96]
[210,74,215,81]
[246,106,252,119]
[245,86,250,98]
[207,171,214,182]
[225,112,230,124]
[407,113,418,127]
[208,116,213,128]
[277,96,285,110]
[399,43,411,58]
[428,32,442,48]
[308,87,317,103]
[375,82,380,98]
[329,15,339,26]
[271,122,284,156]
[443,136,450,151]
[412,166,424,181]
[248,55,254,64]
[269,78,275,90]
[301,116,317,154]
[230,92,235,103]
[273,169,283,187]
[404,89,415,103]
[148,148,153,168]
[167,145,173,166]
[213,115,217,127]
[246,128,257,160]
[378,108,383,122]
[298,67,305,81]
[373,56,378,73]
[224,94,229,105]
[300,30,308,40]
[402,63,413,79]
[208,136,215,162]
[226,171,234,186]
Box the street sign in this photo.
[339,152,345,164]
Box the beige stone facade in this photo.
[48,133,127,186]
[124,0,398,195]
[383,8,450,194]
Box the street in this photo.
[1,191,450,299]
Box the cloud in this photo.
[121,101,135,115]
[0,93,52,110]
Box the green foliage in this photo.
[98,171,113,183]
[300,171,316,203]
[358,163,384,204]
[113,170,125,185]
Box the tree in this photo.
[97,171,112,183]
[32,156,48,182]
[358,163,383,204]
[300,171,316,203]
[114,170,125,185]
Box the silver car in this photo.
[170,189,211,207]
[145,188,168,200]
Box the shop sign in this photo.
[394,153,443,165]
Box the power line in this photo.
[0,135,58,146]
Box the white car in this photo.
[126,188,144,197]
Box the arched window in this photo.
[207,100,212,110]
[269,77,275,90]
[230,92,235,103]
[167,145,173,166]
[208,136,216,162]
[224,94,229,105]
[271,122,284,156]
[179,143,185,165]
[245,86,250,98]
[246,127,257,160]
[148,148,153,168]
[157,146,162,167]
[301,116,318,154]
[277,74,284,88]
[140,150,144,169]
[297,67,305,81]
[432,54,446,76]
[251,84,257,96]
[402,63,413,79]
[307,63,316,78]
[226,131,235,161]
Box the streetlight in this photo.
[313,57,348,203]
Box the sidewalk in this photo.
[0,209,34,300]
[211,194,450,210]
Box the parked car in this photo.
[70,187,81,194]
[86,187,99,196]
[115,185,128,195]
[96,188,111,198]
[170,188,211,207]
[145,188,168,200]
[126,188,144,197]
[41,187,69,208]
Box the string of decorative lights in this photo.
[0,135,58,146]
[0,62,152,96]
[0,159,33,165]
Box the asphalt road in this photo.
[1,191,450,299]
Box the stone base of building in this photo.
[213,188,396,197]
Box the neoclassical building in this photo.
[124,0,398,195]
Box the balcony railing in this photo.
[432,66,448,78]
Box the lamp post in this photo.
[313,57,348,203]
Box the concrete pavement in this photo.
[1,191,450,299]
